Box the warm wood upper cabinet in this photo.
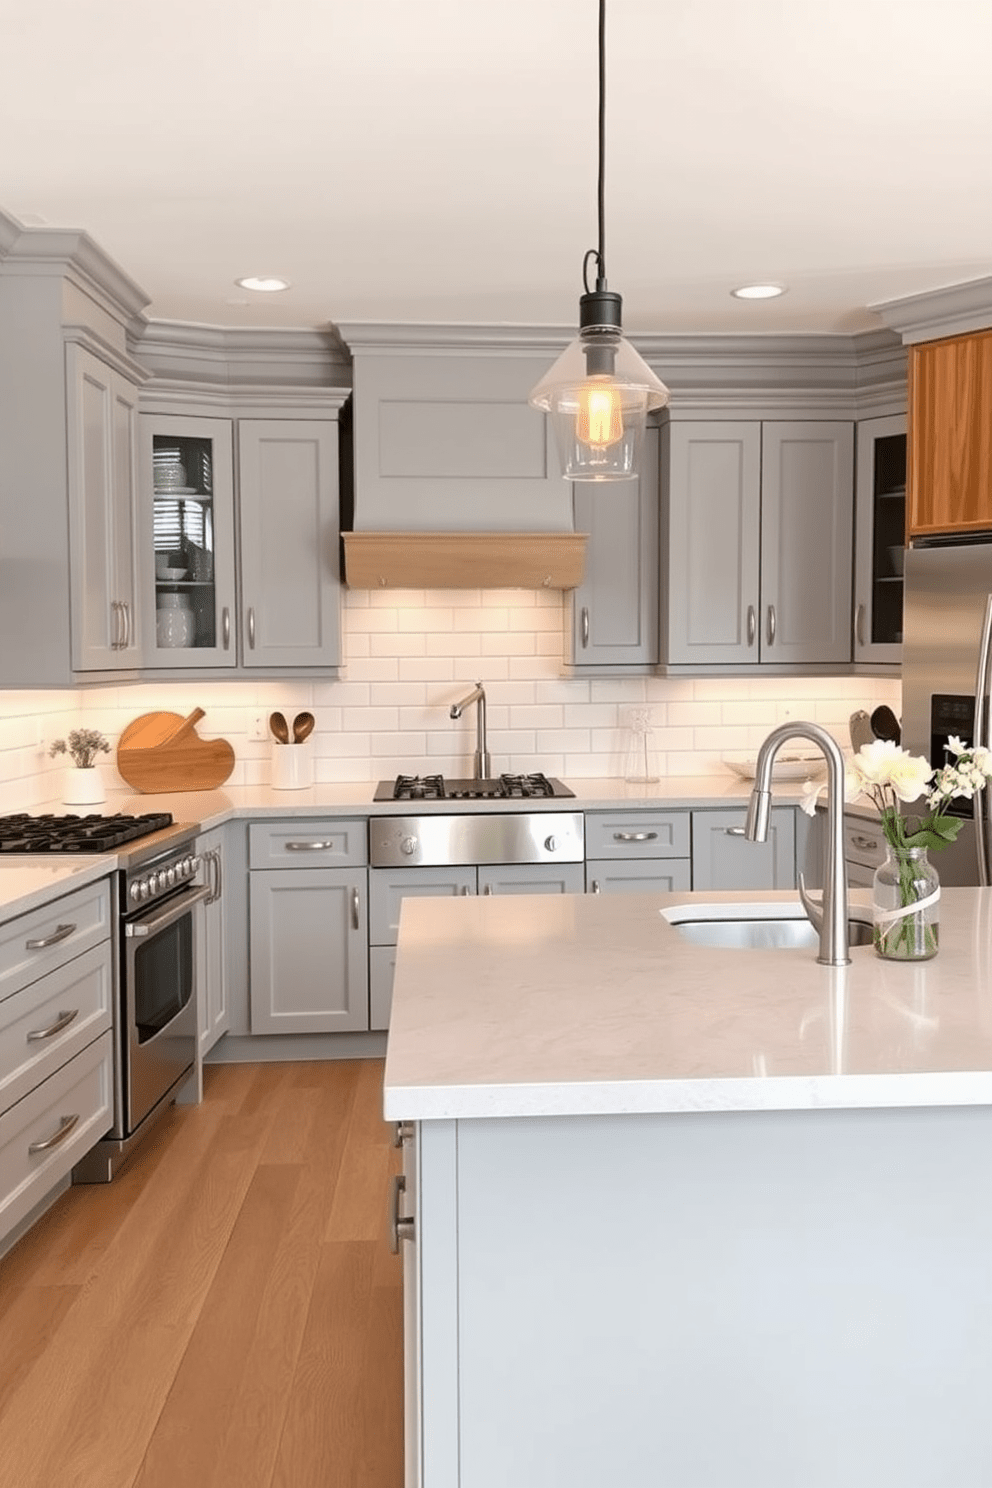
[908,329,992,537]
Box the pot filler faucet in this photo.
[745,721,850,967]
[450,682,491,780]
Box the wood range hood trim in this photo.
[342,531,588,590]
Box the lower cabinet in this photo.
[248,819,369,1035]
[691,807,796,890]
[197,826,229,1057]
[369,862,586,1031]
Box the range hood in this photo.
[337,325,590,591]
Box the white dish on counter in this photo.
[722,753,826,782]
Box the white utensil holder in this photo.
[271,740,314,790]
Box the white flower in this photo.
[799,765,861,818]
[947,735,967,756]
[851,740,932,803]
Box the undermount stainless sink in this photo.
[660,904,874,951]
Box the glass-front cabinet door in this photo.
[853,413,906,668]
[139,416,237,668]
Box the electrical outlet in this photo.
[248,713,268,743]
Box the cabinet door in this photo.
[664,422,762,665]
[139,415,238,668]
[369,866,476,947]
[586,859,692,894]
[66,344,141,670]
[249,867,368,1033]
[760,422,854,666]
[853,414,906,665]
[196,830,229,1056]
[567,427,659,670]
[691,807,796,890]
[908,330,992,537]
[238,420,342,668]
[477,863,585,895]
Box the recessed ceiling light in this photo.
[731,283,786,301]
[235,276,290,293]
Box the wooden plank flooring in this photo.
[0,1059,403,1488]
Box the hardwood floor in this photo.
[0,1059,404,1488]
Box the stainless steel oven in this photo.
[74,830,208,1182]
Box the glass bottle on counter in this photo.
[622,708,660,784]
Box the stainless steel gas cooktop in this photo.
[374,773,575,803]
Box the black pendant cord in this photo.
[583,0,608,296]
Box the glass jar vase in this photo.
[872,845,940,961]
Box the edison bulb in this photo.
[577,380,623,449]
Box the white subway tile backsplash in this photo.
[0,588,902,793]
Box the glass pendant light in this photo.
[529,0,668,481]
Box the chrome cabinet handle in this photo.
[284,840,334,852]
[725,826,747,836]
[247,607,256,649]
[389,1173,415,1253]
[613,831,658,843]
[855,603,866,648]
[110,601,121,649]
[852,833,880,852]
[483,883,493,895]
[746,604,756,647]
[122,601,132,650]
[767,604,777,646]
[27,1008,79,1042]
[222,607,231,650]
[213,847,223,903]
[351,887,360,931]
[460,885,471,895]
[205,848,222,905]
[590,879,601,893]
[393,1121,414,1148]
[581,606,590,648]
[25,923,76,951]
[28,1113,80,1155]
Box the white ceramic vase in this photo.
[63,765,106,807]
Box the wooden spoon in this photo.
[292,711,315,744]
[269,711,290,744]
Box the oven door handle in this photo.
[125,883,211,938]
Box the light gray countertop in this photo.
[383,886,992,1122]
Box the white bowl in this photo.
[723,753,826,782]
[156,566,186,581]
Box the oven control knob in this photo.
[400,835,418,856]
[146,873,159,895]
[129,881,142,904]
[166,867,177,887]
[544,836,558,853]
[139,878,151,901]
[184,855,196,878]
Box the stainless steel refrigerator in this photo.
[901,538,992,886]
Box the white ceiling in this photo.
[2,0,991,337]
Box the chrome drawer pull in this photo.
[767,604,777,646]
[27,1008,79,1043]
[581,606,590,648]
[222,606,231,650]
[852,834,880,852]
[389,1173,415,1253]
[393,1121,414,1148]
[351,887,361,931]
[28,1113,80,1155]
[613,831,658,843]
[25,923,77,951]
[855,603,866,648]
[591,880,601,894]
[725,826,747,837]
[746,604,756,647]
[284,840,334,852]
[247,606,256,649]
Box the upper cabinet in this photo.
[138,412,342,672]
[853,413,906,667]
[661,420,855,671]
[907,329,992,537]
[565,426,660,673]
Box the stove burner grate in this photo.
[0,811,175,853]
[381,773,573,802]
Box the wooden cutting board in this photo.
[117,708,235,793]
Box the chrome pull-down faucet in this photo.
[745,720,850,967]
[450,682,491,780]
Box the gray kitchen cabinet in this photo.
[585,808,692,893]
[138,414,341,672]
[662,420,855,671]
[566,426,660,673]
[248,819,369,1035]
[691,806,796,890]
[853,413,906,669]
[196,827,229,1057]
[66,342,143,672]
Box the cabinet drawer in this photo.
[586,859,692,894]
[0,1030,113,1245]
[248,818,367,869]
[845,816,887,870]
[0,943,113,1116]
[0,880,112,1006]
[583,811,690,860]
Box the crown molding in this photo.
[0,217,150,323]
[132,319,352,390]
[871,276,992,344]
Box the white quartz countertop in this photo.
[383,887,992,1122]
[0,857,111,920]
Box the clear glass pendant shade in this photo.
[529,330,670,481]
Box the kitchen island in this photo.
[384,888,992,1488]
